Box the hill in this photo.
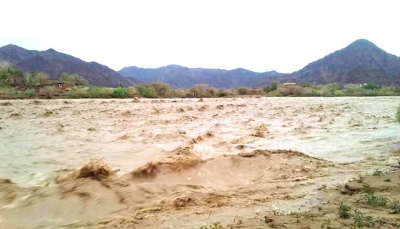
[118,65,286,89]
[0,45,140,87]
[290,39,400,86]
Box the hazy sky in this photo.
[1,0,399,73]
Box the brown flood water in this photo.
[0,97,399,228]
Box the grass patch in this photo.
[360,193,388,207]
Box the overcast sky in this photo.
[0,0,399,73]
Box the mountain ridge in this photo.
[1,39,400,88]
[289,39,400,85]
[118,64,287,89]
[0,44,140,87]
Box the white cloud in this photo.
[0,0,399,73]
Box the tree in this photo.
[25,71,39,86]
[60,73,89,86]
[151,82,171,97]
[37,72,50,85]
[262,81,279,93]
[189,84,209,97]
[0,66,24,85]
[321,83,340,96]
[362,82,380,90]
[237,87,250,95]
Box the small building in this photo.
[283,82,300,89]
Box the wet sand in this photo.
[0,97,399,228]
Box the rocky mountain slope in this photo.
[119,65,286,89]
[0,45,140,87]
[2,39,399,88]
[290,39,400,86]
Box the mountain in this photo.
[290,39,400,86]
[119,65,287,89]
[0,44,140,87]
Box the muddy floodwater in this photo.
[0,97,399,228]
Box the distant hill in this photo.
[290,39,400,86]
[118,65,287,89]
[0,44,140,87]
[2,39,400,89]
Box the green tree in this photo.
[263,81,279,93]
[0,66,24,85]
[60,73,89,86]
[113,86,128,98]
[321,83,340,96]
[135,84,158,98]
[362,82,380,90]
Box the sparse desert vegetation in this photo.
[1,66,400,99]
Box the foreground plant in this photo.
[360,193,388,207]
[354,209,376,228]
[372,169,384,176]
[391,199,400,214]
[338,203,351,219]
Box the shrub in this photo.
[41,86,59,99]
[24,89,34,97]
[237,87,250,95]
[278,86,300,96]
[127,87,140,98]
[68,87,89,98]
[263,81,279,93]
[141,87,157,98]
[338,203,351,219]
[372,169,384,176]
[363,82,380,90]
[396,106,400,123]
[170,89,187,98]
[113,87,128,98]
[217,89,228,97]
[136,84,158,98]
[354,209,376,228]
[360,193,388,207]
[87,87,112,98]
[391,199,400,214]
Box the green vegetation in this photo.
[396,106,400,123]
[112,86,128,98]
[1,66,400,99]
[24,89,34,97]
[372,169,384,176]
[391,200,400,214]
[354,209,376,228]
[199,222,223,229]
[263,81,278,93]
[338,203,351,219]
[360,193,388,207]
[60,73,89,86]
[339,203,351,219]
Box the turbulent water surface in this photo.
[0,97,399,228]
